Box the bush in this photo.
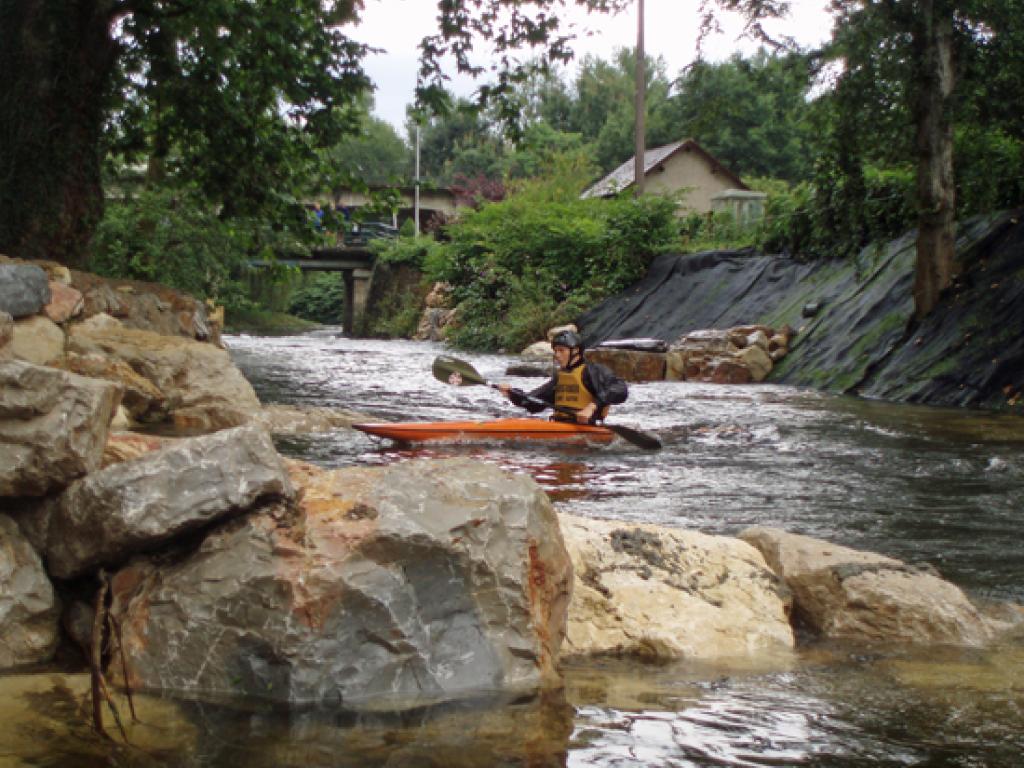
[90,184,307,309]
[431,168,680,351]
[287,272,346,325]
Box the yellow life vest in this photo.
[553,365,609,422]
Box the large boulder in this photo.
[734,344,773,382]
[559,514,794,660]
[52,352,166,421]
[22,425,293,579]
[42,282,84,324]
[740,527,996,646]
[584,348,666,382]
[0,264,50,318]
[0,361,121,497]
[251,403,364,434]
[68,322,261,431]
[10,315,65,365]
[0,515,60,669]
[109,459,573,709]
[0,312,11,360]
[69,271,219,344]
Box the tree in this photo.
[313,112,410,192]
[821,0,1021,318]
[0,0,369,266]
[665,51,814,181]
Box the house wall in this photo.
[643,148,738,215]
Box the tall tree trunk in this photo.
[911,0,956,318]
[0,0,118,267]
[633,0,645,197]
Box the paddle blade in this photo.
[432,355,489,387]
[606,424,662,451]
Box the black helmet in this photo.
[551,330,583,350]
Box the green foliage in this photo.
[311,113,410,191]
[677,169,916,260]
[89,185,280,308]
[427,162,679,351]
[287,273,346,325]
[372,235,447,270]
[664,51,816,181]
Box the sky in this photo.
[350,0,837,134]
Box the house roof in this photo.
[581,139,749,199]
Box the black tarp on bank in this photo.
[576,210,1024,412]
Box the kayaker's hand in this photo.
[498,384,511,398]
[576,403,597,424]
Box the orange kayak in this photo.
[353,417,615,444]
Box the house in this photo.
[581,139,765,220]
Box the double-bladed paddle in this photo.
[431,355,662,451]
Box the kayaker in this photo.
[498,330,627,424]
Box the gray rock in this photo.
[740,526,996,646]
[0,312,12,359]
[35,424,294,579]
[0,361,121,497]
[0,264,51,318]
[109,459,572,710]
[0,514,60,669]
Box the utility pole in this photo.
[633,0,646,197]
[414,124,421,235]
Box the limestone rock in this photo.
[0,264,50,318]
[584,349,666,382]
[11,315,64,365]
[42,282,84,324]
[706,356,754,384]
[0,312,11,360]
[520,341,554,361]
[102,432,174,467]
[740,527,996,646]
[413,307,456,342]
[0,361,121,497]
[734,344,773,382]
[559,514,794,660]
[53,352,166,421]
[424,281,452,308]
[71,271,219,344]
[672,329,734,355]
[0,515,60,669]
[75,312,122,333]
[109,459,572,709]
[664,350,687,381]
[68,322,260,431]
[31,424,293,579]
[251,403,365,434]
[745,329,770,351]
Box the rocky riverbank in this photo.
[2,257,1022,715]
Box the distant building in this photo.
[582,139,765,220]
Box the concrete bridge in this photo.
[250,245,375,334]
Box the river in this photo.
[5,330,1023,767]
[224,331,1024,767]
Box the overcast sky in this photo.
[351,0,837,134]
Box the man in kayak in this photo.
[498,330,628,424]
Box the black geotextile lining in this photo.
[577,249,821,347]
[858,211,1024,409]
[576,210,1024,412]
